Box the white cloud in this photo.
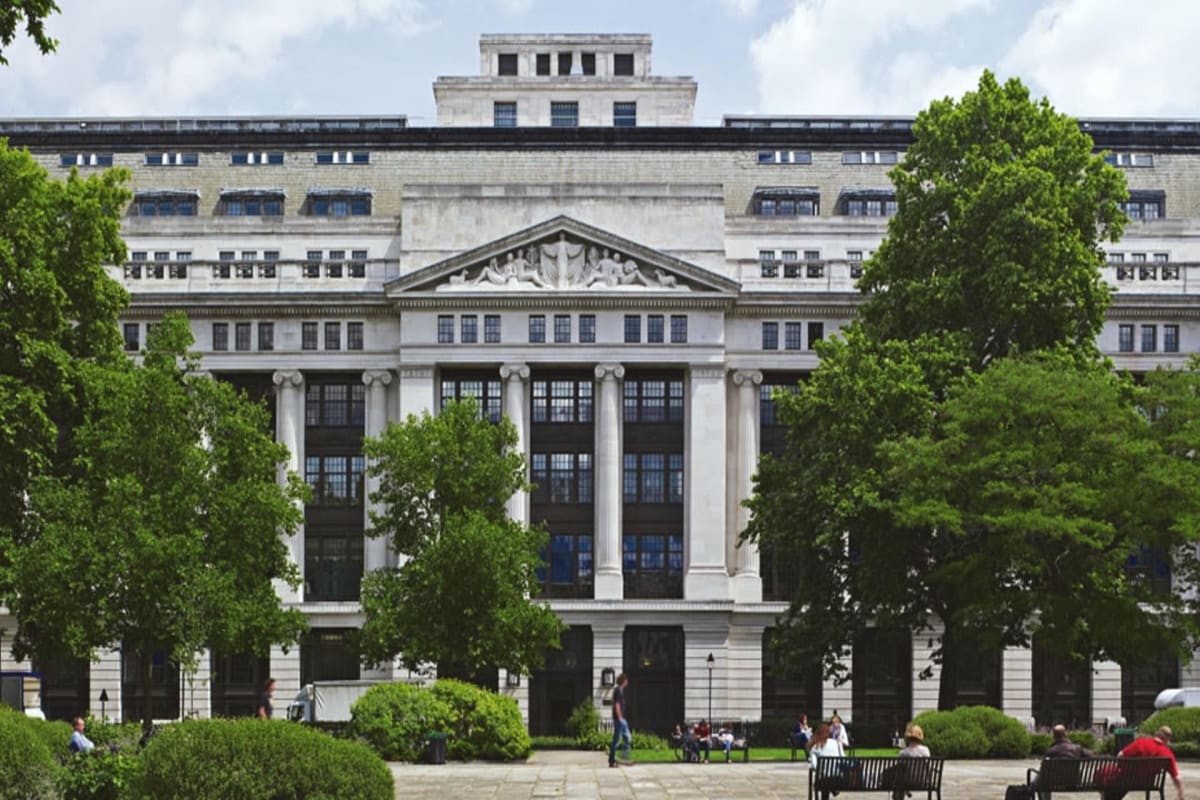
[720,0,760,16]
[0,0,433,116]
[493,0,536,13]
[1000,0,1200,117]
[748,0,993,115]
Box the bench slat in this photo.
[807,756,945,800]
[1027,756,1169,798]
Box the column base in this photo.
[685,567,730,601]
[594,570,624,600]
[731,571,762,604]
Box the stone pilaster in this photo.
[731,369,762,603]
[500,363,531,526]
[272,369,305,604]
[685,365,729,600]
[594,363,625,600]
[362,370,394,575]
[398,365,436,419]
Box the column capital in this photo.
[500,362,530,381]
[362,369,394,388]
[272,369,304,388]
[731,369,763,387]
[594,363,625,381]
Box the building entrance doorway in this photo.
[529,626,593,736]
[623,626,684,735]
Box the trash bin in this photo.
[426,732,448,765]
[1114,728,1136,752]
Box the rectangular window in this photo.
[1141,324,1157,353]
[842,151,899,165]
[784,322,803,350]
[1164,324,1180,354]
[756,150,812,165]
[347,322,363,351]
[493,102,517,128]
[324,322,341,351]
[304,455,366,506]
[212,323,229,352]
[437,315,454,344]
[579,314,596,343]
[762,322,779,350]
[613,102,637,128]
[231,151,284,165]
[613,53,634,75]
[460,315,478,344]
[258,322,274,352]
[557,52,572,75]
[623,379,685,423]
[536,53,550,75]
[554,314,571,344]
[532,379,594,424]
[647,314,665,344]
[498,53,518,75]
[529,314,546,344]
[60,153,113,167]
[530,453,594,504]
[624,315,641,344]
[441,375,503,424]
[234,322,252,352]
[121,323,139,351]
[145,152,198,166]
[759,249,778,278]
[484,314,501,344]
[581,52,596,74]
[1118,324,1135,353]
[302,322,318,351]
[305,383,366,427]
[622,453,684,504]
[1105,152,1154,167]
[848,250,864,278]
[550,102,579,128]
[808,322,825,348]
[670,315,688,344]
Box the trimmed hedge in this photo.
[1140,707,1200,743]
[136,718,392,800]
[0,707,60,800]
[429,679,531,761]
[346,682,453,762]
[912,706,1030,759]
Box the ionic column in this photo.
[362,370,393,574]
[500,363,531,526]
[273,369,305,604]
[594,363,625,599]
[685,366,729,600]
[731,369,762,603]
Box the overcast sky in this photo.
[0,0,1196,123]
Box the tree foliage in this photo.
[745,72,1200,711]
[359,400,563,676]
[0,1,59,65]
[10,314,307,731]
[0,140,130,593]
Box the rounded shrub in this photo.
[913,706,1030,759]
[1139,707,1200,743]
[1030,732,1052,755]
[59,750,139,800]
[347,681,453,762]
[429,678,532,761]
[136,718,392,800]
[0,707,60,800]
[566,698,607,751]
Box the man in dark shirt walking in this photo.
[609,672,632,767]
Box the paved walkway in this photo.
[391,751,1200,799]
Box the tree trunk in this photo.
[140,650,154,736]
[937,627,960,711]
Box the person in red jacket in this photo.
[1104,726,1183,800]
[693,719,712,763]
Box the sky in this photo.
[0,0,1197,124]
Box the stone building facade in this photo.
[1,34,1197,738]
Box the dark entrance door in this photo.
[529,626,593,736]
[852,628,912,745]
[623,626,684,736]
[36,656,90,721]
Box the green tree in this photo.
[880,353,1200,709]
[747,71,1138,710]
[10,314,308,732]
[0,1,59,64]
[0,140,130,593]
[359,400,563,678]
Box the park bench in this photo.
[808,756,944,800]
[1024,756,1170,799]
[671,723,752,762]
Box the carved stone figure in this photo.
[653,269,677,288]
[510,250,548,287]
[473,256,513,285]
[615,253,652,286]
[541,232,585,289]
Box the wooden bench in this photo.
[1024,756,1170,799]
[671,725,752,763]
[808,756,944,800]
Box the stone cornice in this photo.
[124,300,393,319]
[391,293,733,311]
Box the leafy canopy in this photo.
[359,400,563,675]
[0,1,58,65]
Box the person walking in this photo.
[608,672,632,768]
[257,677,276,720]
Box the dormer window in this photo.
[306,188,371,217]
[133,189,199,217]
[752,187,819,217]
[613,53,634,75]
[840,189,897,217]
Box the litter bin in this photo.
[1114,728,1136,753]
[426,732,448,765]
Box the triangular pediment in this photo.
[385,216,739,299]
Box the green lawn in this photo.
[627,746,899,763]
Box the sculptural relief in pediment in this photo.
[437,233,690,292]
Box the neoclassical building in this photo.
[1,33,1197,739]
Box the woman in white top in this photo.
[807,722,845,768]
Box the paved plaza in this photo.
[391,751,1200,799]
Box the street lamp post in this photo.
[706,653,714,722]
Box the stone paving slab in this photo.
[392,751,1200,799]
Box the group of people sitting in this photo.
[790,712,857,764]
[671,720,741,763]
